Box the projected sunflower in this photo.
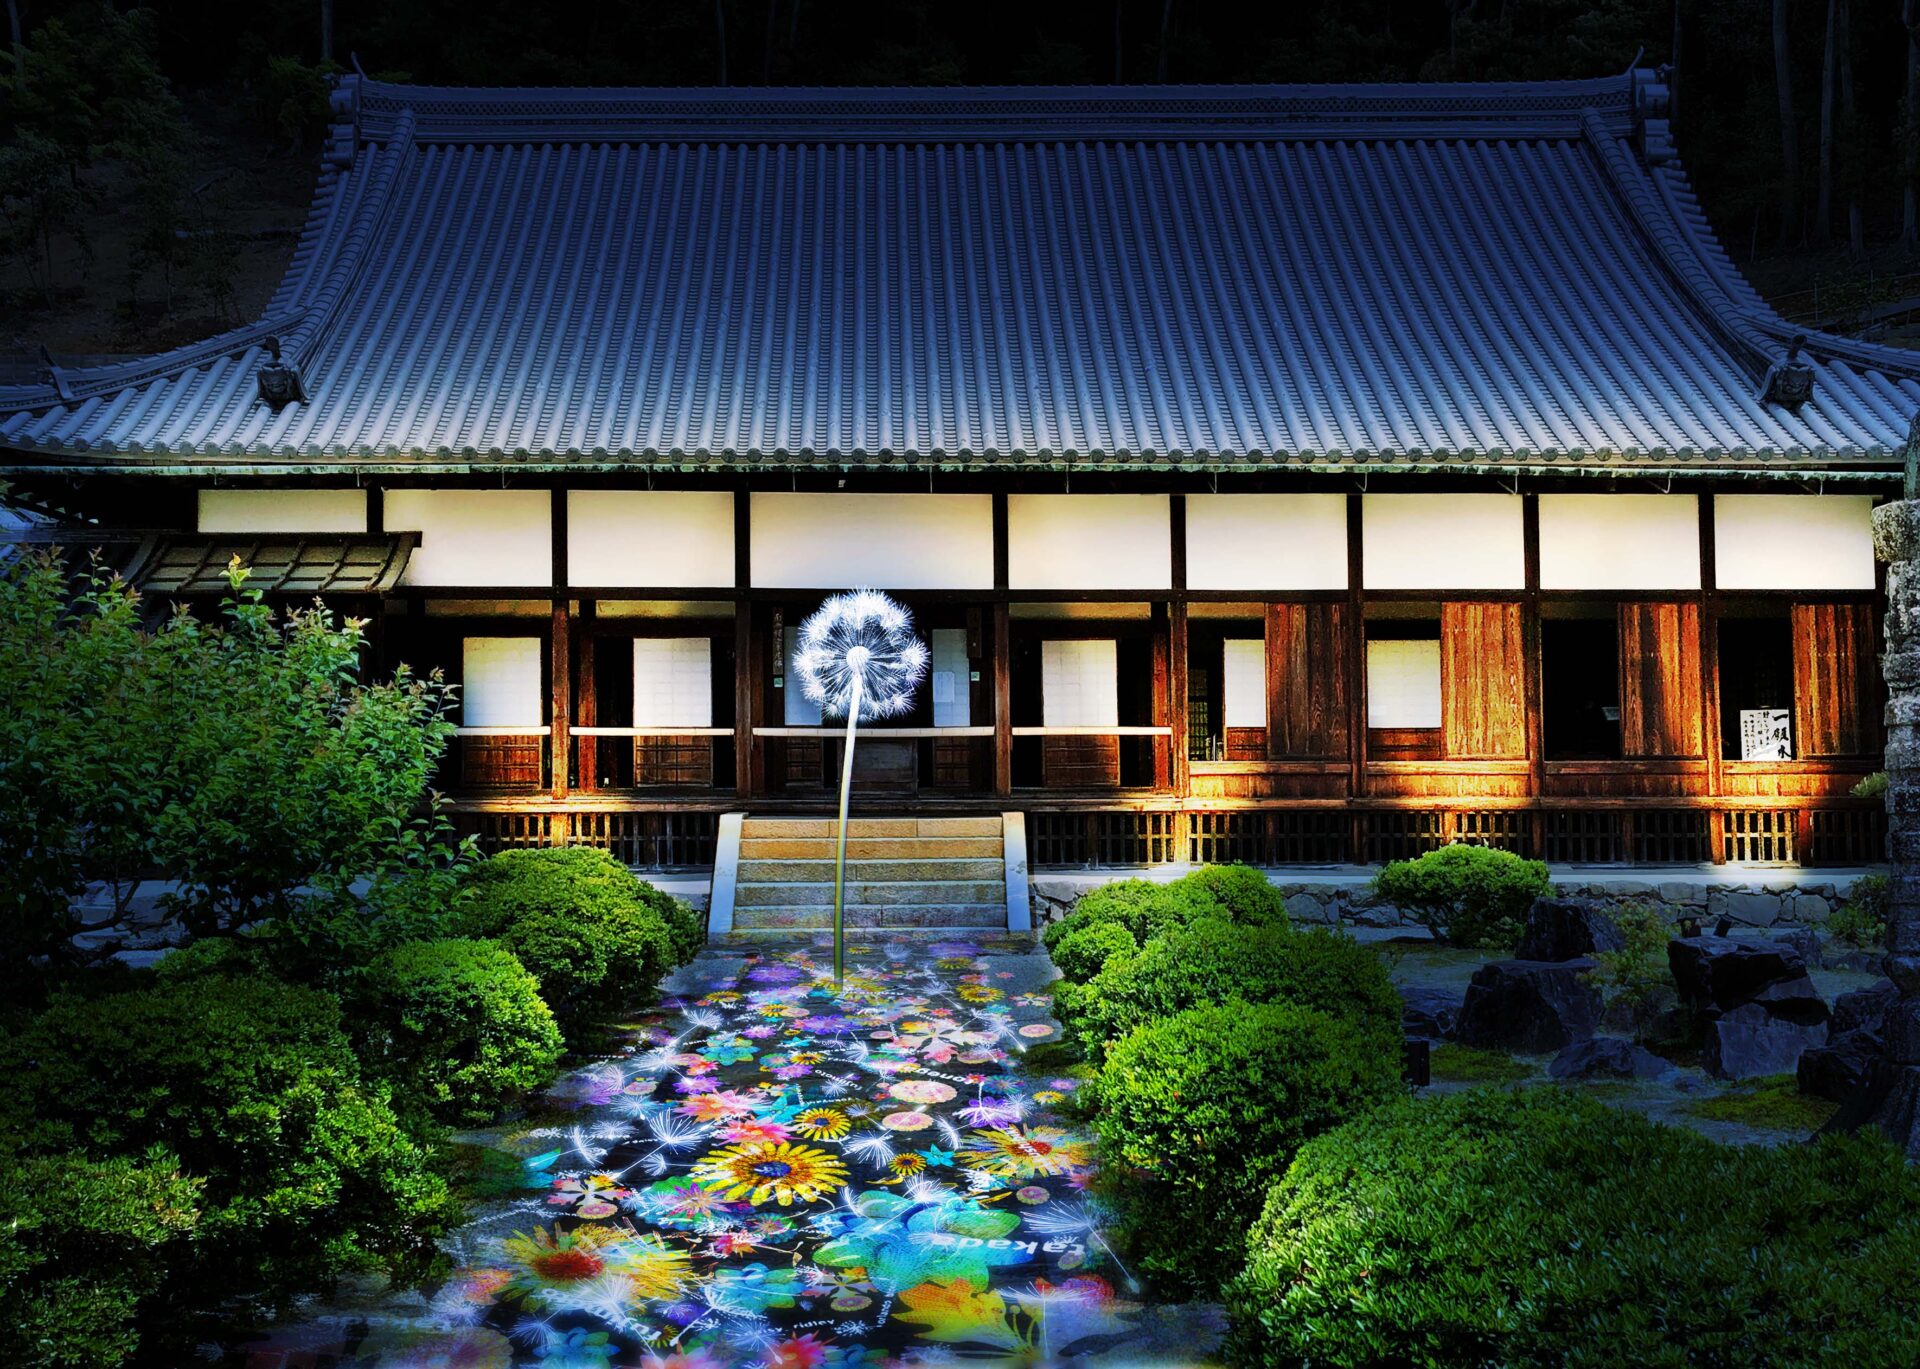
[792,589,929,980]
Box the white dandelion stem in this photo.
[831,665,863,984]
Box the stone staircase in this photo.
[715,815,1027,932]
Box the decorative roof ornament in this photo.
[1632,67,1674,166]
[256,336,307,411]
[1763,334,1816,410]
[793,589,929,723]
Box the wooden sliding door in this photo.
[1267,602,1348,758]
[1792,602,1880,758]
[1619,601,1702,758]
[1441,601,1526,758]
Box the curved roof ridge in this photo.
[343,71,1638,145]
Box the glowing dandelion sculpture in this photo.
[793,590,929,982]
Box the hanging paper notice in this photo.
[1740,709,1792,761]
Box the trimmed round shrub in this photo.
[457,846,682,1034]
[4,976,454,1312]
[1057,920,1399,1061]
[0,1149,200,1368]
[358,938,564,1126]
[1050,920,1139,984]
[150,934,267,981]
[1041,865,1289,981]
[1097,999,1399,1298]
[1370,843,1551,949]
[1227,1089,1920,1367]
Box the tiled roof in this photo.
[2,73,1916,473]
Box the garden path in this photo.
[240,932,1219,1368]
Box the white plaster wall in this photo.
[197,488,367,533]
[1713,494,1877,590]
[569,491,735,588]
[1008,495,1171,590]
[386,490,552,587]
[1362,493,1524,589]
[750,493,993,589]
[1538,494,1701,590]
[1186,493,1348,590]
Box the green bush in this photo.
[0,1149,200,1368]
[1584,901,1677,1041]
[1370,843,1551,948]
[1041,865,1288,980]
[358,939,564,1126]
[150,934,268,981]
[4,976,454,1314]
[1057,920,1400,1061]
[1097,1000,1399,1298]
[457,847,688,1035]
[1050,920,1139,983]
[1226,1089,1920,1368]
[1829,872,1889,950]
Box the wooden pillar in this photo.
[1522,493,1546,859]
[733,491,755,797]
[1345,493,1367,861]
[1168,494,1190,800]
[548,488,570,804]
[1699,494,1725,862]
[574,604,597,791]
[549,599,571,800]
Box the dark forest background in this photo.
[2,0,1917,359]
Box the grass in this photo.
[1678,1075,1838,1133]
[1428,1043,1538,1085]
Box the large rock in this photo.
[1399,984,1462,1041]
[1834,979,1899,1036]
[1798,1028,1886,1102]
[1703,1001,1830,1080]
[1667,936,1811,1015]
[1515,899,1624,963]
[1455,959,1603,1054]
[1548,1036,1676,1081]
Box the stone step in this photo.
[740,836,1004,860]
[739,816,1004,839]
[738,857,1005,883]
[733,879,1006,908]
[732,903,1010,929]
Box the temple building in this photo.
[0,71,1904,875]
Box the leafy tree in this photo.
[0,553,461,985]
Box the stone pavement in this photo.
[236,932,1222,1368]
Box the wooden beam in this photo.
[1699,494,1725,862]
[734,600,755,796]
[574,601,597,791]
[1522,494,1546,856]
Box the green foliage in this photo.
[1851,770,1889,800]
[1226,1089,1920,1367]
[0,1148,201,1368]
[1370,843,1552,949]
[1096,1000,1399,1298]
[1056,920,1399,1063]
[1585,901,1677,1041]
[0,556,462,978]
[357,939,564,1126]
[1427,1042,1538,1085]
[254,54,343,149]
[1679,1074,1839,1134]
[150,934,269,982]
[1040,865,1288,981]
[1829,873,1889,951]
[457,846,691,1036]
[1049,920,1138,984]
[3,976,455,1316]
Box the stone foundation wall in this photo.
[1028,871,1878,935]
